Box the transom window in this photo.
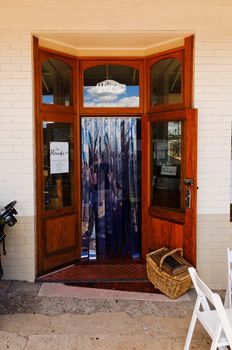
[42,58,73,106]
[150,58,182,106]
[83,64,140,108]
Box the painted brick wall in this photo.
[197,214,232,289]
[0,29,35,281]
[194,33,232,288]
[195,33,232,214]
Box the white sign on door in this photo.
[161,165,177,176]
[50,142,69,174]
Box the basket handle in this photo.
[159,248,183,271]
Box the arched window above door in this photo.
[146,48,189,113]
[42,58,73,107]
[150,57,182,107]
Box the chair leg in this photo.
[229,284,232,309]
[224,279,232,309]
[184,297,202,350]
[210,327,222,350]
[224,287,230,308]
[184,313,198,350]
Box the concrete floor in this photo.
[0,280,214,350]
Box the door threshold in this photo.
[64,280,157,294]
[36,261,152,293]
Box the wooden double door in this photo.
[38,111,197,274]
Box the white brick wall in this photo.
[197,214,232,289]
[0,29,35,281]
[1,216,35,281]
[195,33,232,214]
[194,33,232,288]
[0,29,34,215]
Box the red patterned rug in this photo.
[37,262,147,283]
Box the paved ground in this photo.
[0,280,214,349]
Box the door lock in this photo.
[184,178,194,186]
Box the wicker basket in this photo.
[146,247,192,299]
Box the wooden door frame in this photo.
[141,36,196,265]
[34,38,81,274]
[33,35,195,275]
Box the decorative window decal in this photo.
[96,80,126,94]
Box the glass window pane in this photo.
[151,58,182,106]
[43,122,74,210]
[84,65,139,107]
[151,121,182,209]
[42,59,73,106]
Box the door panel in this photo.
[43,213,78,270]
[45,214,77,253]
[142,109,197,265]
[148,218,184,252]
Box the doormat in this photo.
[36,263,157,293]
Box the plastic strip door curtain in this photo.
[81,117,141,261]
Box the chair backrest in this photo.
[188,267,214,311]
[188,267,232,346]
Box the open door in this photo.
[39,117,80,272]
[142,110,197,265]
[142,37,197,265]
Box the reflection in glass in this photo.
[152,121,182,209]
[81,117,141,261]
[42,59,73,106]
[151,58,182,106]
[43,122,74,210]
[84,65,139,107]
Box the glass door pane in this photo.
[43,121,74,210]
[151,121,183,209]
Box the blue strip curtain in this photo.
[81,117,141,261]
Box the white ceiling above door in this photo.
[35,31,192,56]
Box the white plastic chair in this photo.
[224,248,232,309]
[184,267,232,350]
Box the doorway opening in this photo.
[81,116,141,262]
[35,36,196,282]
